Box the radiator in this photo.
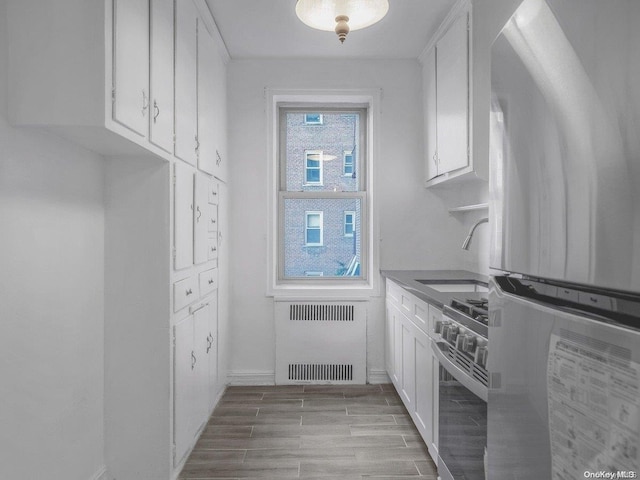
[275,301,367,384]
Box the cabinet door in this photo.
[431,348,439,455]
[174,162,194,270]
[175,0,198,165]
[436,12,469,174]
[174,315,195,464]
[401,317,415,408]
[211,43,228,181]
[391,305,403,388]
[193,173,209,264]
[414,329,434,452]
[197,23,217,175]
[207,295,219,412]
[424,47,439,181]
[149,0,174,153]
[112,0,149,137]
[385,305,394,377]
[193,303,210,430]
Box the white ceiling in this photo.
[205,0,456,59]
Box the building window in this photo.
[304,150,323,185]
[343,151,354,176]
[305,211,323,246]
[304,113,323,125]
[344,211,355,237]
[278,108,367,281]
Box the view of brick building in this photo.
[282,112,362,278]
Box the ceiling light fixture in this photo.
[295,0,390,44]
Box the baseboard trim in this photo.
[227,370,276,386]
[90,466,108,480]
[367,369,390,384]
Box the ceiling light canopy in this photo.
[295,0,389,44]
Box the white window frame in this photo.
[304,113,323,125]
[344,211,355,237]
[305,211,323,246]
[266,89,381,297]
[343,150,354,176]
[304,150,324,186]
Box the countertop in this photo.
[380,269,489,310]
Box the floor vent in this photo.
[275,301,366,385]
[289,303,354,321]
[288,363,353,381]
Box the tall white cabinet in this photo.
[6,0,230,478]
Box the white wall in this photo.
[227,59,467,381]
[0,2,106,477]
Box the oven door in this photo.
[432,339,488,480]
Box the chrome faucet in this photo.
[462,217,489,250]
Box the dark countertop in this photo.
[381,270,489,310]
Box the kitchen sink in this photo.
[415,279,489,293]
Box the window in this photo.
[304,150,323,185]
[344,211,355,237]
[304,113,323,125]
[343,151,354,176]
[278,108,367,281]
[305,211,323,246]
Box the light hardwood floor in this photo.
[179,384,437,479]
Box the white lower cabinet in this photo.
[386,279,438,461]
[174,300,217,464]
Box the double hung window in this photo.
[278,107,367,281]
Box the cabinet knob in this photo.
[208,279,214,285]
[186,288,193,296]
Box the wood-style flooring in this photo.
[179,384,438,479]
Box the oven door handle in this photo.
[431,339,488,403]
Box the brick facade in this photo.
[282,113,362,278]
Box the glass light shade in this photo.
[295,0,389,32]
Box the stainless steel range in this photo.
[432,297,489,480]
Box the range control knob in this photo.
[445,325,459,343]
[461,334,477,353]
[435,320,450,335]
[475,346,488,368]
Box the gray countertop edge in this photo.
[380,269,489,310]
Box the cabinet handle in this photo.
[206,335,212,353]
[216,150,222,166]
[195,136,200,153]
[142,90,149,116]
[186,288,193,296]
[432,152,437,165]
[191,351,196,370]
[211,246,217,252]
[153,100,160,123]
[196,206,202,221]
[211,190,217,197]
[208,279,214,285]
[211,218,216,224]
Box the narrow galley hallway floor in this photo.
[179,384,438,479]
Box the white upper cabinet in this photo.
[424,47,438,182]
[197,24,217,176]
[436,12,469,175]
[422,6,481,187]
[174,162,194,270]
[149,0,175,153]
[112,0,150,137]
[175,0,199,166]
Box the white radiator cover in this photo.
[275,301,367,384]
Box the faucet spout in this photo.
[462,217,489,250]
